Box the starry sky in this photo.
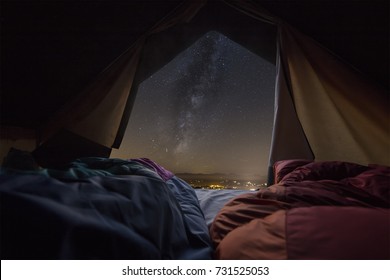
[111,31,276,180]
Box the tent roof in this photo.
[1,0,388,130]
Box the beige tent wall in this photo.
[268,44,314,164]
[68,42,145,147]
[278,23,389,166]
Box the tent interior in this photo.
[1,0,389,167]
[0,0,389,260]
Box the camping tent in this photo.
[1,0,389,176]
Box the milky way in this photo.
[111,31,276,179]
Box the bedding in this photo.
[194,189,254,227]
[0,157,213,259]
[210,160,390,259]
[2,153,389,260]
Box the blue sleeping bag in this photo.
[0,157,213,259]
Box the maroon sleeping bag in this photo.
[210,161,390,259]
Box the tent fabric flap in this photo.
[277,23,389,166]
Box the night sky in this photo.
[111,31,275,180]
